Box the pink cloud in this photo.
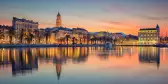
[100,20,141,28]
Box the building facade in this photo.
[12,17,39,44]
[39,29,47,44]
[0,25,11,44]
[138,25,160,45]
[56,12,62,27]
[72,28,88,44]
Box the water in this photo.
[0,46,168,84]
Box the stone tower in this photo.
[56,12,62,27]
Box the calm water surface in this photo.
[0,46,168,84]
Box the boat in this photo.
[104,42,112,49]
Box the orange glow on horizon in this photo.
[0,19,167,36]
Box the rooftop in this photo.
[45,27,72,32]
[13,17,39,24]
[140,28,157,30]
[72,28,88,32]
[0,25,12,29]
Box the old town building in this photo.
[138,25,160,45]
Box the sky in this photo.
[0,0,168,35]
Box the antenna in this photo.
[166,28,168,43]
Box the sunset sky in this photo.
[0,0,168,35]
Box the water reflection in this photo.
[53,56,62,80]
[0,47,89,78]
[95,46,136,60]
[0,47,162,76]
[138,47,160,68]
[12,48,38,76]
[0,48,38,76]
[0,46,167,84]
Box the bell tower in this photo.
[56,12,62,27]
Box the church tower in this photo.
[156,24,160,30]
[156,24,160,43]
[56,12,62,27]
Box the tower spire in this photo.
[57,12,60,16]
[156,24,159,29]
[56,12,62,27]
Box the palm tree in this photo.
[72,37,76,45]
[79,37,82,44]
[27,33,34,44]
[45,31,51,44]
[103,36,106,44]
[8,28,15,44]
[19,29,24,44]
[86,34,90,45]
[65,35,70,45]
[100,37,103,44]
[90,37,94,44]
[93,36,97,44]
[83,36,87,44]
[0,30,4,40]
[38,34,43,44]
[113,38,117,45]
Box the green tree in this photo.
[0,30,4,40]
[72,37,76,45]
[45,31,51,44]
[83,35,87,44]
[103,36,106,44]
[79,37,82,44]
[19,29,24,44]
[8,28,15,44]
[38,34,43,44]
[87,34,90,45]
[27,33,34,44]
[65,35,70,45]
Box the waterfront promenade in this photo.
[0,44,105,48]
[1,43,165,48]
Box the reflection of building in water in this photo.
[38,47,89,63]
[12,48,38,76]
[139,47,160,68]
[0,48,11,67]
[53,56,62,80]
[0,47,88,76]
[96,46,136,60]
[0,48,38,76]
[72,47,89,63]
[111,47,127,57]
[50,47,89,80]
[97,47,110,60]
[96,47,132,60]
[111,47,136,57]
